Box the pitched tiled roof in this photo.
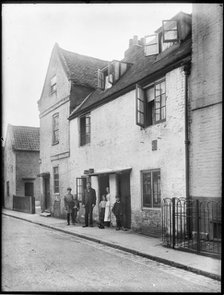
[69,36,191,118]
[58,46,108,89]
[10,125,40,151]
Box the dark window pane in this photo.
[153,171,161,207]
[143,173,151,207]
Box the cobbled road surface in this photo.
[2,215,221,292]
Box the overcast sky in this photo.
[2,3,192,139]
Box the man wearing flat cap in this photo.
[64,187,75,225]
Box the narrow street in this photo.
[2,215,221,292]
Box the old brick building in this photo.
[4,125,40,210]
[39,11,193,236]
[37,43,107,215]
[189,4,222,202]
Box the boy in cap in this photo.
[112,195,123,230]
[64,187,75,225]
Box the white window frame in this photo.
[50,75,57,94]
[52,113,59,145]
[141,169,161,209]
[80,113,91,146]
[53,166,59,194]
[144,34,159,56]
[162,20,178,43]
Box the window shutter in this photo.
[136,84,145,127]
[97,69,104,89]
[108,63,114,84]
[144,34,159,56]
[162,20,178,42]
[114,61,120,82]
[120,62,127,76]
[51,75,57,86]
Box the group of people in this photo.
[64,182,125,231]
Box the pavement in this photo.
[2,208,221,282]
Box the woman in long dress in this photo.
[104,187,111,227]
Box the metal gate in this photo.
[162,197,221,258]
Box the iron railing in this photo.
[162,197,221,258]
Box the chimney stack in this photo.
[129,38,133,48]
[133,35,138,45]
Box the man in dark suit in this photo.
[82,181,96,227]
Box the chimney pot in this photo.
[140,37,144,45]
[129,38,133,48]
[133,35,138,45]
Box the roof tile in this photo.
[11,125,40,151]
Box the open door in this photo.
[117,172,131,229]
[44,177,50,210]
[98,175,109,201]
[25,182,34,197]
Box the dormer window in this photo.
[144,19,180,56]
[50,75,57,94]
[97,67,112,90]
[144,34,159,56]
[98,61,129,90]
[162,20,178,42]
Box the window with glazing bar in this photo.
[136,79,166,128]
[80,113,91,146]
[142,170,161,208]
[52,113,59,144]
[53,166,59,193]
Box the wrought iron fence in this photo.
[162,197,221,258]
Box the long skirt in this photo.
[104,204,111,222]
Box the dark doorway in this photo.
[25,182,34,197]
[117,172,131,229]
[98,175,109,201]
[44,177,50,210]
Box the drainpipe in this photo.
[184,62,191,237]
[184,63,191,200]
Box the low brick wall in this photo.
[132,209,162,237]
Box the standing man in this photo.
[64,187,75,225]
[82,181,96,227]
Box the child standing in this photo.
[72,194,80,224]
[98,195,106,229]
[112,196,123,230]
[104,187,111,227]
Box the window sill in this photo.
[142,207,161,211]
[142,120,166,130]
[52,141,59,146]
[79,143,91,148]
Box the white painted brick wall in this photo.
[69,66,187,233]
